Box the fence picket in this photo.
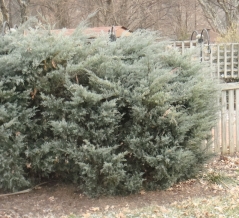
[217,45,220,78]
[231,44,234,77]
[224,45,228,78]
[229,90,235,154]
[182,41,185,54]
[214,102,221,153]
[221,91,227,154]
[236,89,239,151]
[238,44,239,76]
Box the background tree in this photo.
[0,0,30,26]
[29,0,81,28]
[76,0,199,40]
[16,0,30,23]
[0,0,9,23]
[1,0,219,42]
[156,0,198,40]
[198,0,239,35]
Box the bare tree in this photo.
[141,0,199,40]
[29,0,83,28]
[81,0,172,30]
[169,0,198,40]
[0,0,215,40]
[82,0,117,27]
[198,0,239,34]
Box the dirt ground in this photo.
[0,155,235,218]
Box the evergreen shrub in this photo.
[0,21,219,196]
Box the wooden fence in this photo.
[172,41,239,154]
[172,41,239,79]
[212,83,239,154]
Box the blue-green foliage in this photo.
[0,21,219,196]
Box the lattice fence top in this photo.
[172,41,239,79]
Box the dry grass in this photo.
[43,190,239,218]
[69,189,239,218]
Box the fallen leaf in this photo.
[215,207,223,213]
[116,212,126,218]
[234,161,239,165]
[26,163,31,169]
[34,186,42,190]
[122,207,130,212]
[82,213,91,218]
[204,211,213,217]
[166,187,173,191]
[171,201,177,206]
[230,204,237,210]
[193,202,199,207]
[49,196,54,202]
[90,207,100,212]
[158,206,169,213]
[140,190,146,195]
[211,184,224,191]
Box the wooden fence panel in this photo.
[213,83,239,154]
[172,41,239,154]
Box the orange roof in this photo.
[50,29,75,36]
[50,26,132,38]
[85,26,132,38]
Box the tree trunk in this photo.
[198,0,239,35]
[16,0,30,23]
[8,0,12,27]
[0,0,9,23]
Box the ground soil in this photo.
[0,156,229,218]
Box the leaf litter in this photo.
[1,154,239,217]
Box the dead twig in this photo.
[0,182,48,197]
[76,75,79,84]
